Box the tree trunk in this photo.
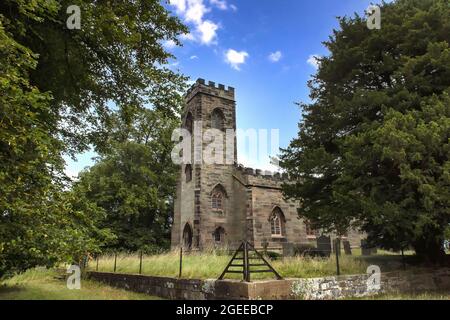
[413,237,446,265]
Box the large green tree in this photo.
[0,0,187,274]
[1,0,188,154]
[0,21,112,276]
[72,107,180,252]
[281,0,450,262]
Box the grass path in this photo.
[0,268,160,300]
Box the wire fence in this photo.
[86,238,426,280]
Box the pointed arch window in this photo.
[211,184,227,213]
[213,227,225,243]
[185,164,192,183]
[211,108,224,131]
[185,112,193,134]
[183,223,193,250]
[270,207,285,237]
[212,192,223,211]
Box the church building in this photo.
[171,79,363,252]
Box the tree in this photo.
[0,21,113,276]
[0,0,188,274]
[1,0,188,155]
[72,108,180,252]
[280,0,450,262]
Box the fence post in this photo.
[243,241,250,282]
[179,247,183,278]
[96,256,99,271]
[335,238,340,276]
[113,253,117,273]
[401,248,406,270]
[139,251,143,274]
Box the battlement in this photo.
[185,78,235,103]
[234,163,289,182]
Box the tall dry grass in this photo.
[90,249,369,280]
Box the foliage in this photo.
[72,107,181,252]
[0,18,106,276]
[0,1,188,275]
[280,0,450,262]
[0,0,188,155]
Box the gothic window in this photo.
[305,221,319,238]
[212,192,223,211]
[213,227,225,243]
[185,112,193,133]
[270,207,285,237]
[211,184,227,213]
[185,164,192,183]
[211,108,224,131]
[183,223,193,249]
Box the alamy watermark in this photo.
[171,122,280,170]
[366,265,381,292]
[66,5,81,30]
[367,5,381,30]
[66,264,81,290]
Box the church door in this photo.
[182,223,193,250]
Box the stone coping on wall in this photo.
[87,268,450,300]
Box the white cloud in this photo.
[210,0,237,11]
[190,55,199,59]
[197,20,219,44]
[185,0,209,24]
[268,51,282,62]
[210,0,227,10]
[170,0,187,13]
[163,39,177,49]
[169,0,219,45]
[225,49,249,70]
[307,54,321,69]
[180,32,195,41]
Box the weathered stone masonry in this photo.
[171,79,363,251]
[88,268,450,300]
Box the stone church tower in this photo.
[171,79,363,252]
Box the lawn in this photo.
[0,267,160,300]
[89,249,413,280]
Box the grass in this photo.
[0,267,161,300]
[2,254,446,300]
[90,250,379,280]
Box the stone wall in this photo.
[87,272,251,300]
[88,268,450,300]
[290,268,450,299]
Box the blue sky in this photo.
[65,0,383,177]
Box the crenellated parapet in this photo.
[233,163,290,189]
[184,78,235,105]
